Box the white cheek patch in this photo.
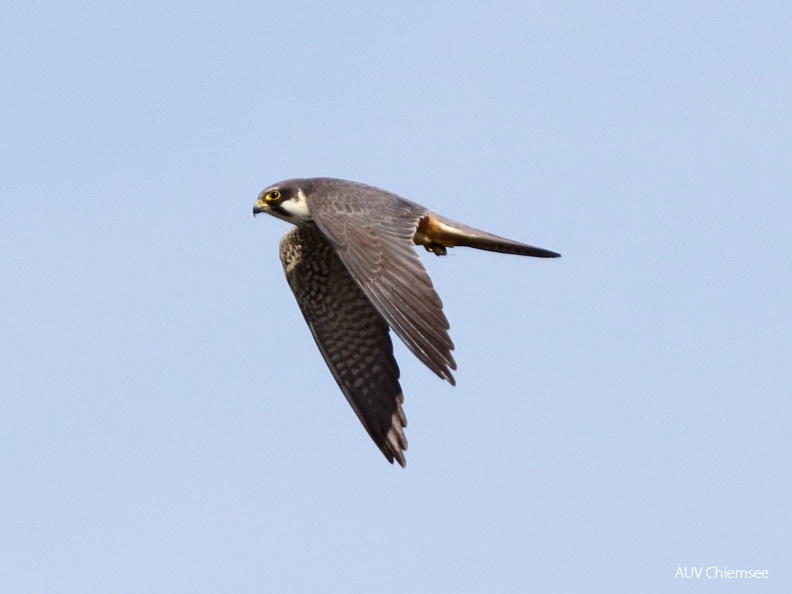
[279,188,311,221]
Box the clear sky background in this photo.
[2,2,790,592]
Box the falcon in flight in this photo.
[253,177,559,466]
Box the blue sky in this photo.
[2,1,790,592]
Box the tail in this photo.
[416,213,561,258]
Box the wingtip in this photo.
[524,246,561,258]
[383,395,408,467]
[385,440,407,468]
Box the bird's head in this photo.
[253,181,311,223]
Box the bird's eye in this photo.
[266,190,281,202]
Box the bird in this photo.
[253,177,559,466]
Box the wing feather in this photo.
[279,225,408,466]
[301,178,457,384]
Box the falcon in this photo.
[253,177,559,466]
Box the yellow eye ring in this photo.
[266,190,281,202]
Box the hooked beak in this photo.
[252,198,267,216]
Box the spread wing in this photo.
[302,179,457,384]
[279,225,408,466]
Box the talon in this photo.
[423,243,447,256]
